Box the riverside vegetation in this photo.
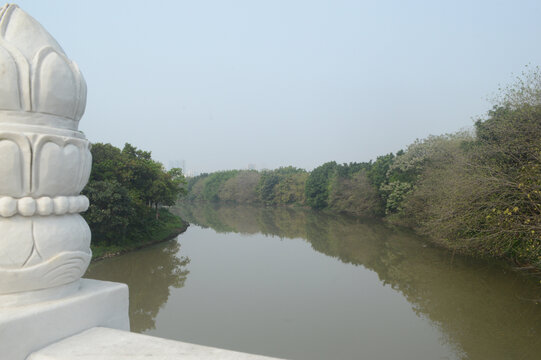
[82,143,188,260]
[186,70,541,271]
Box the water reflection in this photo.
[175,202,541,360]
[86,240,190,332]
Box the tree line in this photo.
[82,142,187,256]
[185,70,541,270]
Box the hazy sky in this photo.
[15,0,541,174]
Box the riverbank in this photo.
[184,74,541,272]
[90,209,189,262]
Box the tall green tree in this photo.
[305,162,338,209]
[83,143,187,246]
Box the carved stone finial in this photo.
[0,3,87,128]
[0,4,92,303]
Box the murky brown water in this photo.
[86,203,541,360]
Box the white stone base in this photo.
[0,279,129,360]
[28,327,285,360]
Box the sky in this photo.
[14,0,541,174]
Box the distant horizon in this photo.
[154,122,479,175]
[16,0,541,173]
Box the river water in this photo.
[86,203,541,360]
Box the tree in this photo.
[305,162,337,209]
[328,170,383,217]
[382,133,471,215]
[402,68,541,266]
[83,143,187,245]
[82,180,133,246]
[257,171,281,204]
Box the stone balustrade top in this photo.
[28,327,287,360]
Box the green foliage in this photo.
[201,170,239,202]
[83,143,187,248]
[366,153,395,189]
[220,171,261,203]
[273,171,308,205]
[305,162,338,209]
[381,133,473,215]
[467,100,541,264]
[257,171,281,204]
[380,181,413,215]
[186,167,307,206]
[400,68,541,267]
[256,167,307,205]
[185,173,209,201]
[335,162,371,178]
[328,171,384,217]
[83,180,133,245]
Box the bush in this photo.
[402,69,541,266]
[328,171,383,217]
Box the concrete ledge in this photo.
[28,327,285,360]
[0,279,129,360]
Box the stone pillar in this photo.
[0,3,91,304]
[0,5,128,359]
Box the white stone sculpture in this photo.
[0,3,92,301]
[0,5,128,359]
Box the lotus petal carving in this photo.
[0,216,33,268]
[0,4,86,125]
[0,4,64,61]
[33,136,92,196]
[0,251,91,294]
[0,133,31,197]
[33,214,91,261]
[0,45,20,110]
[32,47,80,120]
